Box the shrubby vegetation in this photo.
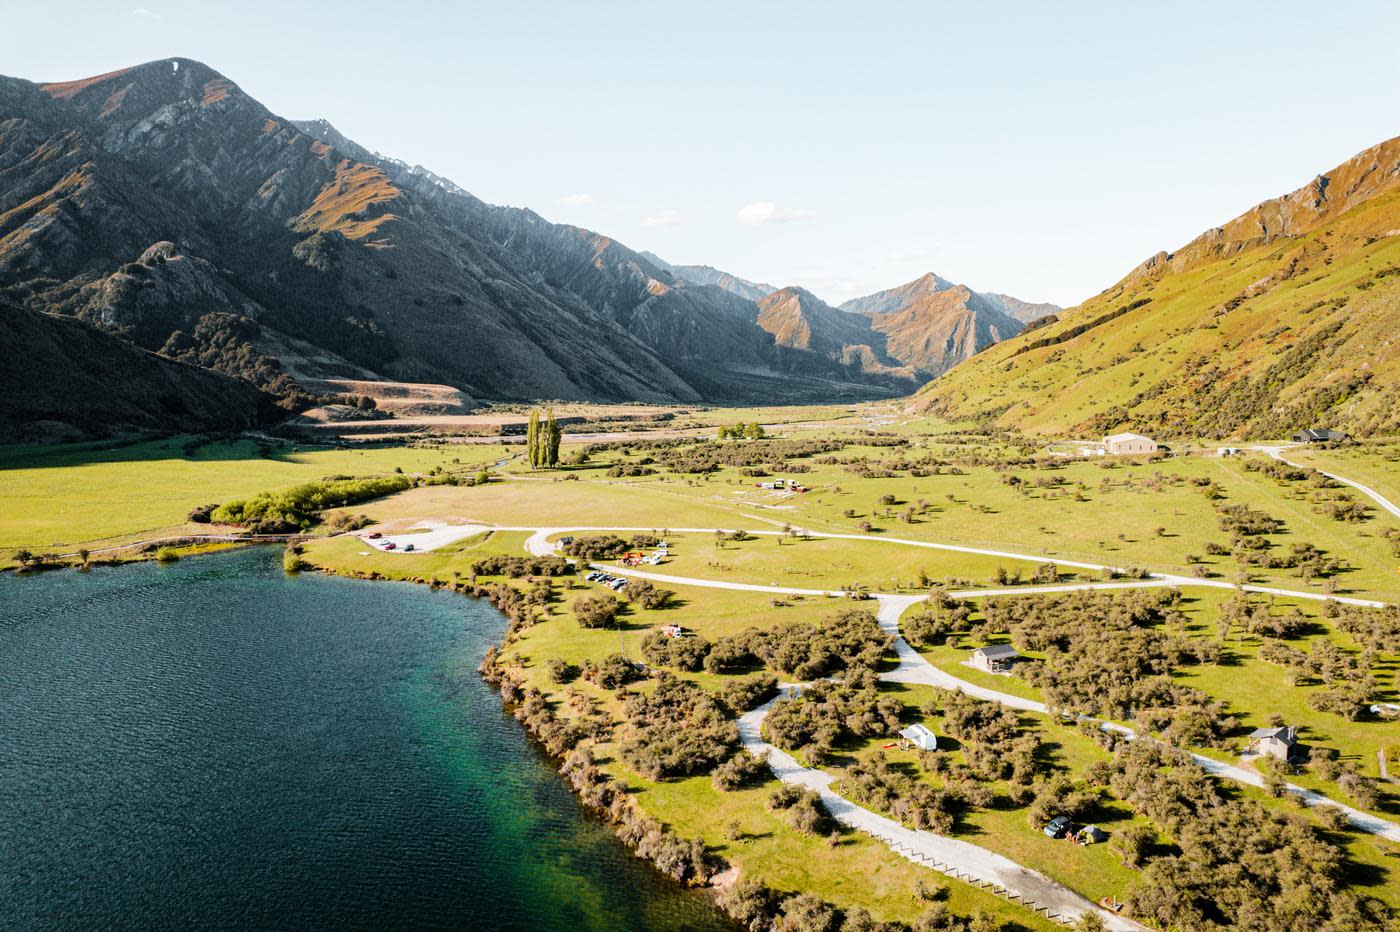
[641,629,711,671]
[983,589,1234,745]
[618,674,738,780]
[703,609,892,678]
[1101,738,1391,930]
[714,673,779,714]
[902,592,977,646]
[573,591,622,628]
[470,553,573,578]
[212,475,413,530]
[581,652,639,689]
[562,533,661,559]
[767,784,834,837]
[763,673,903,765]
[622,578,675,609]
[562,748,723,885]
[712,750,769,791]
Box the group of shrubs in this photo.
[762,673,903,766]
[618,674,739,780]
[1097,737,1392,931]
[470,554,573,578]
[562,533,661,560]
[211,475,414,530]
[704,610,893,679]
[981,589,1236,746]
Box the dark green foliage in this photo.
[563,533,661,560]
[581,652,639,689]
[842,753,964,833]
[470,554,573,578]
[544,657,577,684]
[211,475,412,528]
[640,629,711,671]
[623,578,674,609]
[1109,739,1389,930]
[573,592,621,628]
[618,674,738,780]
[712,750,769,791]
[763,676,903,759]
[983,589,1234,745]
[902,592,976,646]
[715,673,779,714]
[704,609,892,679]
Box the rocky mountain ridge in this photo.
[1,57,1047,420]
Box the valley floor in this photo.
[4,412,1399,930]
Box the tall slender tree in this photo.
[527,409,541,468]
[545,408,562,467]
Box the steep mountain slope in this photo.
[641,252,777,301]
[915,134,1400,439]
[0,59,926,408]
[839,273,1052,376]
[0,302,275,440]
[754,287,918,388]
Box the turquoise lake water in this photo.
[0,548,733,930]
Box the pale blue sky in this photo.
[6,1,1400,306]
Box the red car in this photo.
[367,532,383,539]
[383,542,397,550]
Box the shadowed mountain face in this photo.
[916,133,1400,439]
[839,273,1057,377]
[2,58,1039,408]
[0,302,275,440]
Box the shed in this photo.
[1292,428,1349,443]
[970,643,1020,673]
[1248,725,1299,761]
[898,724,938,751]
[1102,432,1158,455]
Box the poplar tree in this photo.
[545,408,562,467]
[527,409,541,468]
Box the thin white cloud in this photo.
[737,201,815,226]
[131,7,161,18]
[558,193,593,207]
[644,209,681,228]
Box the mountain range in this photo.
[0,58,1055,438]
[916,133,1400,439]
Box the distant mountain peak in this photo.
[642,254,777,302]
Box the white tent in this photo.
[898,724,937,751]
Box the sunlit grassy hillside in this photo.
[917,136,1400,439]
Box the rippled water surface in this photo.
[0,549,733,931]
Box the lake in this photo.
[0,548,733,931]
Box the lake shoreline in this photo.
[296,555,743,923]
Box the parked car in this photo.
[367,532,382,540]
[404,543,415,552]
[585,572,601,582]
[1043,816,1071,839]
[383,542,397,551]
[610,579,627,590]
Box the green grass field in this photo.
[0,436,504,556]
